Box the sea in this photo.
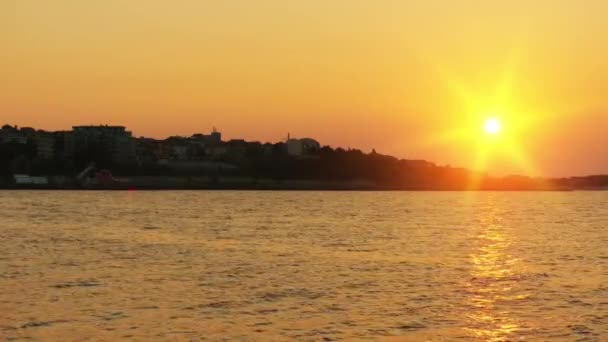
[1,191,607,341]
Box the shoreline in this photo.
[0,185,586,191]
[3,176,604,191]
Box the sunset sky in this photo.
[1,0,607,177]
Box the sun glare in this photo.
[484,118,502,135]
[425,51,544,180]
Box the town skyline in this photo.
[3,1,608,177]
[1,121,608,181]
[3,117,608,179]
[3,121,607,191]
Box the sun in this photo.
[484,118,502,135]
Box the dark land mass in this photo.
[1,124,606,190]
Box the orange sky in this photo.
[1,0,607,177]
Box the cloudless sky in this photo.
[1,0,607,177]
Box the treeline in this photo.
[0,138,474,188]
[234,146,477,189]
[2,138,608,190]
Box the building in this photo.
[70,125,136,164]
[171,145,189,160]
[205,145,229,159]
[210,129,222,145]
[162,136,192,160]
[0,125,27,144]
[14,174,48,185]
[33,131,55,159]
[135,138,162,165]
[113,135,137,164]
[72,125,131,136]
[19,127,36,136]
[52,131,72,160]
[286,136,321,156]
[191,127,222,147]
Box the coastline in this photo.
[0,184,583,191]
[3,175,605,191]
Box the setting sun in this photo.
[484,118,502,135]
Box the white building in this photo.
[286,137,320,156]
[14,174,48,185]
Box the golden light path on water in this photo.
[465,195,522,341]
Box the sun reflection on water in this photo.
[465,196,522,341]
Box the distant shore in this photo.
[0,181,591,191]
[4,173,607,191]
[3,124,607,193]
